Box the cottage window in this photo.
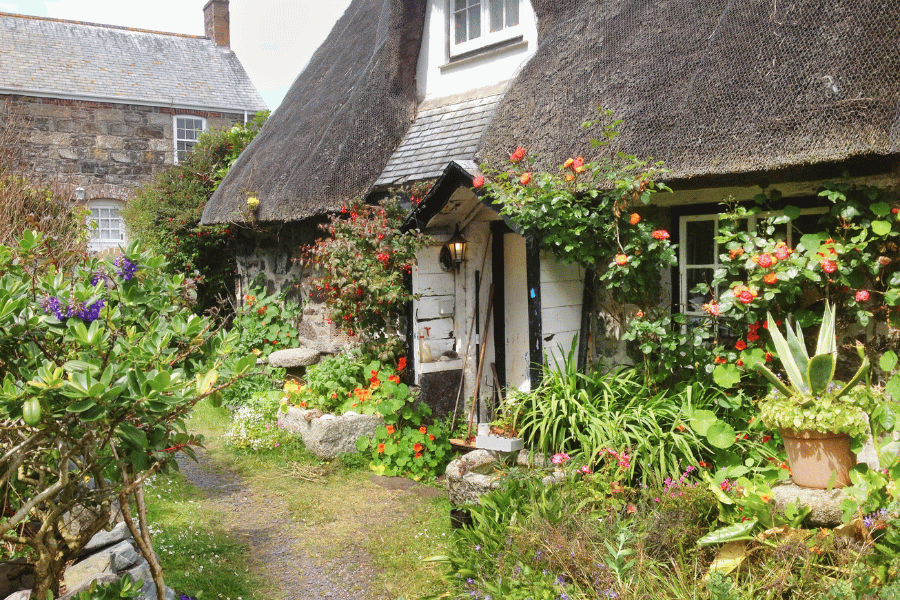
[174,116,207,163]
[87,199,127,253]
[678,206,828,317]
[451,0,521,57]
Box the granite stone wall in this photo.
[1,94,244,191]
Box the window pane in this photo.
[489,0,503,32]
[455,0,466,9]
[454,10,467,44]
[468,5,480,39]
[505,0,518,27]
[685,220,716,265]
[686,268,714,312]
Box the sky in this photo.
[0,0,354,110]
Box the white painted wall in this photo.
[504,233,530,392]
[416,0,538,100]
[540,254,584,369]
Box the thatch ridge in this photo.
[479,0,900,182]
[202,0,426,225]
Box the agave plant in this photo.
[755,303,869,405]
[756,303,874,436]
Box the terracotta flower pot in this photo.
[780,428,856,489]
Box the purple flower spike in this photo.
[114,254,138,281]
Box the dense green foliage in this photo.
[0,232,255,597]
[124,112,268,313]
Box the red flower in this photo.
[472,175,485,188]
[519,172,532,185]
[746,331,759,342]
[738,290,755,304]
[573,157,585,173]
[429,434,435,441]
[821,259,838,274]
[736,359,744,367]
[763,272,778,285]
[714,356,726,364]
[388,374,401,384]
[397,357,407,371]
[893,208,899,214]
[413,443,424,453]
[510,147,526,163]
[386,425,395,435]
[629,213,641,225]
[414,452,423,459]
[419,426,427,434]
[377,443,385,454]
[651,230,670,240]
[615,254,628,266]
[735,340,747,350]
[765,352,773,362]
[756,253,776,268]
[855,290,870,302]
[774,244,791,261]
[762,436,772,443]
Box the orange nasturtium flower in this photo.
[386,425,395,435]
[629,213,641,225]
[413,443,424,453]
[419,426,427,434]
[377,443,385,454]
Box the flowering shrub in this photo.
[306,198,428,363]
[0,232,254,597]
[231,285,302,358]
[294,353,366,413]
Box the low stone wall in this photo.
[2,522,176,600]
[279,407,383,459]
[445,449,562,506]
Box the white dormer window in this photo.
[87,199,127,253]
[451,0,521,57]
[174,116,207,163]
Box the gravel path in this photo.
[175,450,438,600]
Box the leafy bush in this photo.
[0,232,255,597]
[296,352,365,413]
[72,575,143,600]
[123,112,268,313]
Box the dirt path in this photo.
[176,450,443,600]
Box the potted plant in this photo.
[755,303,872,488]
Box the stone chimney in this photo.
[203,0,230,47]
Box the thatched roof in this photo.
[480,0,900,183]
[202,0,425,225]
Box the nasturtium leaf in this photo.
[706,421,737,449]
[713,363,741,388]
[872,202,891,217]
[881,351,898,373]
[783,205,801,220]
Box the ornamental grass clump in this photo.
[755,302,873,436]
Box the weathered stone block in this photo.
[96,135,123,149]
[268,348,320,369]
[63,540,140,590]
[0,562,33,598]
[106,122,131,136]
[280,408,382,459]
[123,139,149,151]
[79,522,133,556]
[772,481,849,528]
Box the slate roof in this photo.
[0,12,266,113]
[374,85,506,187]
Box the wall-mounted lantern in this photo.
[445,225,467,272]
[74,187,85,201]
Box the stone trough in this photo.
[279,407,382,459]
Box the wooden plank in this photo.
[542,305,582,335]
[413,272,455,296]
[539,253,583,282]
[416,317,454,340]
[416,295,456,320]
[540,279,584,309]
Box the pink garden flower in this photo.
[551,452,571,465]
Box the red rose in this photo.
[651,230,670,240]
[821,259,838,274]
[855,290,870,302]
[519,172,532,185]
[510,147,526,163]
[756,253,775,268]
[738,290,755,304]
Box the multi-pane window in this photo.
[679,207,828,316]
[452,0,520,56]
[174,116,206,163]
[87,200,127,253]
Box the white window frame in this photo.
[87,199,127,253]
[679,207,829,317]
[173,115,207,164]
[450,0,522,57]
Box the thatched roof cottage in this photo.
[202,0,900,416]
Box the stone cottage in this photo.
[201,0,900,416]
[0,0,266,252]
